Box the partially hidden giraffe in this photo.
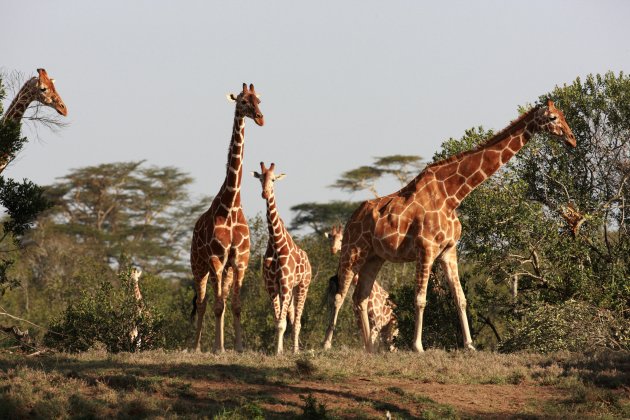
[190,83,264,353]
[0,68,68,174]
[129,268,143,349]
[325,225,398,351]
[252,162,312,354]
[324,100,576,352]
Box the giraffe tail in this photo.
[325,274,339,309]
[190,293,197,323]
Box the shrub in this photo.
[44,270,166,352]
[500,299,629,353]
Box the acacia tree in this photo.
[41,161,210,277]
[329,155,423,197]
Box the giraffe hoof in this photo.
[323,341,332,350]
[412,344,425,353]
[465,343,476,351]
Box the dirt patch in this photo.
[190,375,567,418]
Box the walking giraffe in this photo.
[190,83,264,353]
[0,68,67,173]
[252,162,312,354]
[324,100,576,352]
[325,225,398,351]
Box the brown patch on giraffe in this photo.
[483,150,501,173]
[500,148,514,164]
[457,151,483,177]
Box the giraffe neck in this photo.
[2,78,38,124]
[421,107,540,208]
[133,280,142,301]
[218,114,246,209]
[265,193,289,252]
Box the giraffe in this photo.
[190,83,264,353]
[324,100,576,352]
[325,225,398,351]
[129,268,143,349]
[252,162,312,354]
[0,68,68,173]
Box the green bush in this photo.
[500,299,629,353]
[44,270,166,353]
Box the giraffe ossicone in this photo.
[190,83,264,353]
[324,100,576,353]
[254,162,312,354]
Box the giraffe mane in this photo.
[425,104,541,170]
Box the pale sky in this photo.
[2,1,629,229]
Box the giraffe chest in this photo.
[263,244,309,283]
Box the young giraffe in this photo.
[190,83,264,353]
[252,162,312,354]
[325,225,398,351]
[325,100,576,352]
[0,68,68,173]
[129,268,143,349]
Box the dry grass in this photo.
[0,348,628,419]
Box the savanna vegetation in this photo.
[0,71,628,418]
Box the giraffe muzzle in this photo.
[254,114,264,126]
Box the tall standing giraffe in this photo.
[0,68,68,173]
[325,225,398,351]
[324,100,576,352]
[252,162,312,354]
[190,83,264,353]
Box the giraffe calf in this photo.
[253,162,312,354]
[129,267,144,349]
[325,225,398,351]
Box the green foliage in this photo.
[299,394,332,420]
[44,270,166,353]
[500,300,629,353]
[0,177,49,239]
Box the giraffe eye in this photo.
[241,100,247,105]
[40,87,47,92]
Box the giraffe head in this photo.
[130,267,142,282]
[324,225,343,255]
[227,83,264,126]
[536,100,576,147]
[34,69,67,116]
[251,161,285,200]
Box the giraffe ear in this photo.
[324,232,330,238]
[275,173,287,181]
[251,171,261,179]
[227,93,237,102]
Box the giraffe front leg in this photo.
[231,264,246,352]
[323,269,355,350]
[353,258,384,353]
[210,259,226,353]
[292,273,311,354]
[413,247,437,353]
[276,283,294,355]
[439,245,475,351]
